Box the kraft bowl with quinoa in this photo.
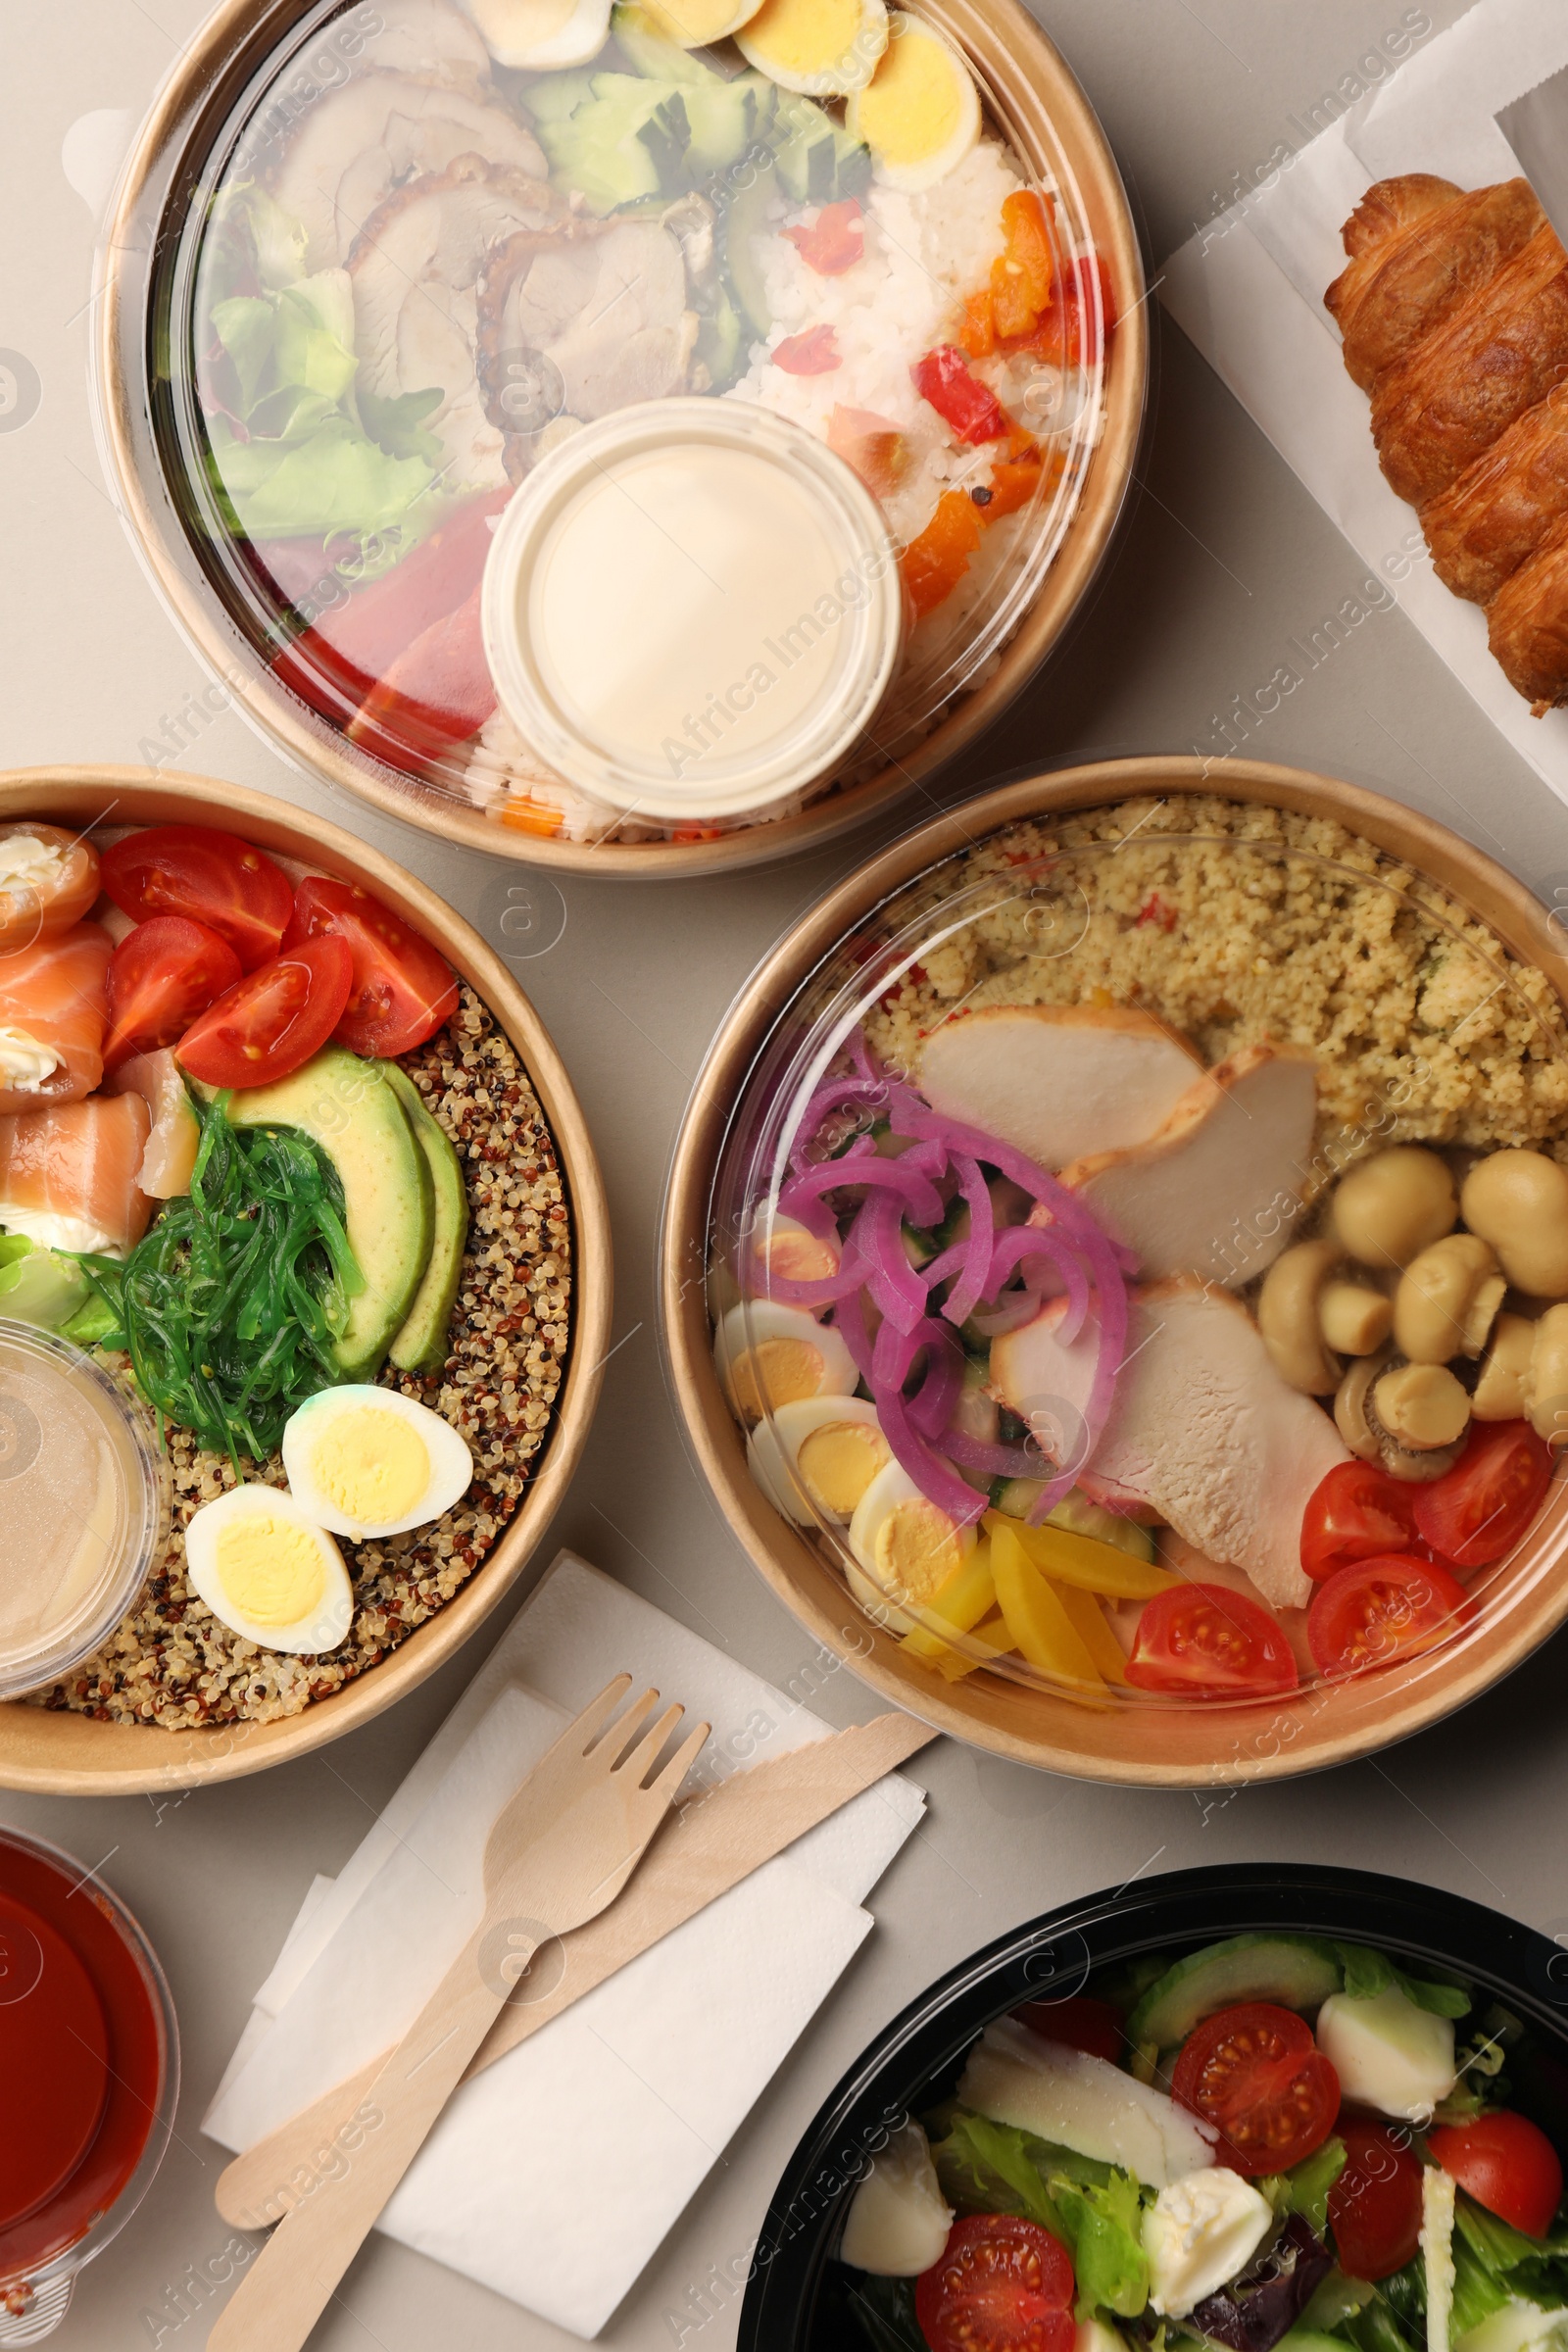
[700,784,1568,1732]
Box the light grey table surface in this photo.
[7,1,1568,2345]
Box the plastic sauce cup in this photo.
[481,398,904,825]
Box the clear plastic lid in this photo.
[0,1322,169,1701]
[705,797,1568,1712]
[97,0,1113,850]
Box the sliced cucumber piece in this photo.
[990,1481,1158,1565]
[1127,1935,1344,2051]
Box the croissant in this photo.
[1329,177,1568,711]
[1489,519,1568,711]
[1369,223,1568,505]
[1422,384,1568,604]
[1326,174,1544,391]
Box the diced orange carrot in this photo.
[1002,190,1054,313]
[901,489,984,620]
[497,799,564,839]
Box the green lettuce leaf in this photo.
[207,415,437,541]
[358,385,446,464]
[1050,2172,1150,2319]
[1335,1944,1472,2021]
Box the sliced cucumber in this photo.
[990,1482,1157,1565]
[1127,1935,1344,2051]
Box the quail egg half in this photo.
[281,1387,473,1542]
[714,1300,858,1424]
[184,1485,354,1655]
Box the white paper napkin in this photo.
[1157,0,1568,807]
[203,1550,926,2337]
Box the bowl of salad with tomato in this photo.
[665,757,1568,1786]
[738,1864,1568,2352]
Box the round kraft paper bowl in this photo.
[92,0,1147,879]
[0,766,612,1795]
[736,1863,1568,2348]
[661,754,1568,1787]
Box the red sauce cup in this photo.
[0,1829,177,2340]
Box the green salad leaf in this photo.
[1335,1944,1472,2021]
[927,2107,1149,2320]
[78,1091,361,1468]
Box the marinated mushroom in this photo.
[1526,1303,1568,1447]
[1373,1360,1472,1450]
[1335,1348,1464,1481]
[1257,1240,1343,1394]
[1460,1150,1568,1298]
[1329,1146,1457,1270]
[1393,1233,1505,1364]
[1473,1310,1538,1421]
[1319,1278,1394,1357]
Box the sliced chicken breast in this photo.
[364,0,493,90]
[915,1005,1202,1171]
[349,159,566,490]
[1062,1045,1317,1289]
[990,1280,1348,1609]
[488,220,696,421]
[273,73,546,270]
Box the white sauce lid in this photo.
[481,398,904,822]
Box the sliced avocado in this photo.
[0,1242,90,1332]
[721,162,777,339]
[384,1066,469,1376]
[222,1049,432,1381]
[1127,1935,1344,2052]
[611,4,723,83]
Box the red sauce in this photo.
[0,1841,165,2285]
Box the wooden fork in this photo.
[209,1675,709,2352]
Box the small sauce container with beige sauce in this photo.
[481,399,904,825]
[0,1321,168,1700]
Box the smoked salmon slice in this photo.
[0,1094,153,1257]
[104,1048,199,1198]
[0,921,112,1116]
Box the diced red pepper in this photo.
[900,489,983,619]
[773,325,842,375]
[1136,892,1179,933]
[1024,253,1118,368]
[783,199,864,277]
[910,345,1011,444]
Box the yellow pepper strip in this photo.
[900,1541,998,1667]
[983,1509,1178,1600]
[1051,1579,1130,1686]
[991,1523,1103,1690]
[933,1611,1014,1683]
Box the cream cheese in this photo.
[0,830,68,895]
[0,1025,63,1094]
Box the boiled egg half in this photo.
[714,1300,858,1424]
[459,0,612,69]
[737,0,887,96]
[749,1395,893,1524]
[846,12,979,190]
[743,1206,841,1292]
[185,1485,353,1655]
[281,1387,473,1542]
[847,1458,975,1631]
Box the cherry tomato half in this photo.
[102,916,241,1072]
[1172,2002,1340,2178]
[1125,1584,1299,1701]
[1428,2112,1564,2239]
[1301,1460,1424,1583]
[1327,2113,1425,2279]
[282,877,458,1058]
[101,826,294,972]
[176,936,353,1091]
[915,2215,1075,2352]
[1306,1553,1473,1681]
[1013,1995,1124,2065]
[1413,1421,1554,1572]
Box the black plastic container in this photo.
[739,1864,1568,2352]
